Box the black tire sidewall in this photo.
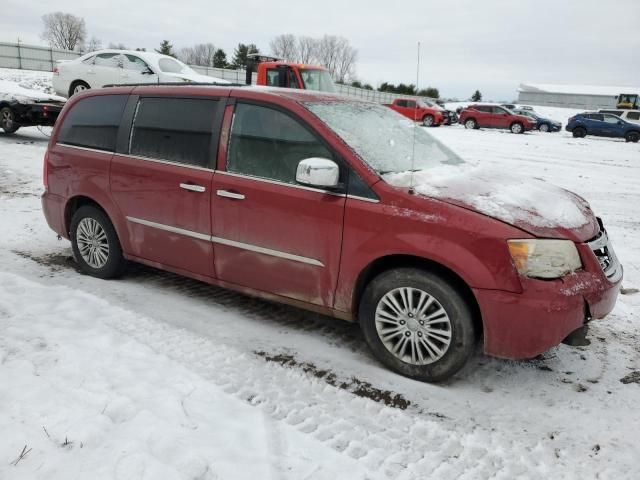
[511,122,523,134]
[0,107,19,133]
[626,132,639,143]
[69,81,89,97]
[423,115,434,127]
[539,123,549,132]
[70,205,125,279]
[573,127,586,138]
[359,268,476,382]
[465,119,476,129]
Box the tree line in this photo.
[39,12,484,101]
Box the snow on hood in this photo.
[0,80,66,104]
[384,166,599,241]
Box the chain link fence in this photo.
[0,41,435,104]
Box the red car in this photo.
[386,98,446,126]
[42,85,622,382]
[459,104,536,133]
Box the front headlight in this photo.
[507,239,582,279]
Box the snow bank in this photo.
[0,79,65,104]
[384,166,592,229]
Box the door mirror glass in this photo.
[296,158,339,188]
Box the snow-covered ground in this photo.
[1,70,640,479]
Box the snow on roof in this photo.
[518,83,640,97]
[0,79,66,103]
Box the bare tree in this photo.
[178,43,217,66]
[108,42,128,50]
[269,34,297,61]
[296,36,317,64]
[86,36,102,52]
[333,39,358,83]
[41,12,86,51]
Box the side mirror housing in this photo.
[296,158,339,189]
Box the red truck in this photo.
[459,104,536,134]
[246,54,337,93]
[386,98,447,127]
[42,85,622,382]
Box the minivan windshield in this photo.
[304,101,462,174]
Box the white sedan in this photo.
[52,49,230,98]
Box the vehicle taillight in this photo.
[43,150,49,190]
[53,67,59,75]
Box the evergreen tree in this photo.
[213,48,228,68]
[471,90,482,102]
[232,43,259,68]
[156,40,175,57]
[418,87,439,99]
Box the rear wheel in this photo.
[422,114,434,127]
[539,123,550,132]
[464,118,477,129]
[68,80,90,97]
[70,205,126,279]
[625,131,640,143]
[510,122,524,134]
[359,268,476,382]
[0,106,19,133]
[572,127,587,138]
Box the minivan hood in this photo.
[384,166,599,242]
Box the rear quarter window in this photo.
[57,95,128,152]
[627,111,640,121]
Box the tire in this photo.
[625,131,640,143]
[68,80,90,97]
[572,127,587,138]
[464,118,477,130]
[422,115,434,127]
[0,106,20,133]
[359,268,476,382]
[70,205,126,279]
[539,123,550,133]
[510,122,524,134]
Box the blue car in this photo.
[566,112,640,142]
[512,109,561,132]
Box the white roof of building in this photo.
[518,83,640,97]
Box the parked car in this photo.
[52,49,229,98]
[42,85,622,382]
[500,104,517,110]
[422,98,458,124]
[512,109,562,132]
[598,109,640,125]
[459,104,536,133]
[1,84,65,133]
[566,112,640,142]
[386,98,446,126]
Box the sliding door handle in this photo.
[180,183,206,193]
[216,190,245,200]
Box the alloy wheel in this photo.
[76,217,110,269]
[1,108,14,130]
[375,287,452,365]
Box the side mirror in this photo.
[296,158,339,188]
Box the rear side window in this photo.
[129,97,218,168]
[58,95,127,152]
[627,112,640,121]
[395,100,408,107]
[588,114,604,121]
[227,103,333,185]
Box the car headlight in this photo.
[507,239,582,279]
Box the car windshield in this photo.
[158,57,194,74]
[305,101,463,174]
[299,69,336,93]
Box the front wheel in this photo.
[625,131,640,143]
[464,118,477,129]
[572,127,587,138]
[0,106,20,133]
[422,115,434,127]
[359,268,476,382]
[70,205,126,279]
[510,122,524,134]
[539,123,550,133]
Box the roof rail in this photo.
[103,82,246,88]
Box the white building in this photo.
[517,83,640,110]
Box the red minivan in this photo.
[459,104,536,133]
[42,85,622,382]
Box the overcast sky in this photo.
[4,0,639,100]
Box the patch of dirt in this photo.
[620,287,639,296]
[12,250,77,273]
[620,371,640,385]
[255,351,415,411]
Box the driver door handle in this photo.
[180,183,206,193]
[216,190,245,200]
